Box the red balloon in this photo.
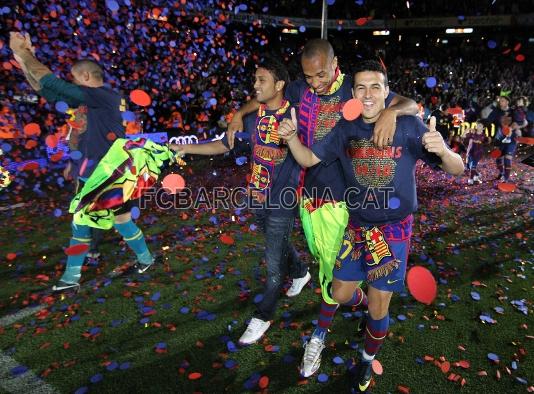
[161,173,185,194]
[406,266,437,305]
[342,98,363,121]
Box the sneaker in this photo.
[286,271,311,297]
[473,175,482,184]
[52,280,80,292]
[135,255,160,274]
[238,317,271,345]
[351,360,373,393]
[467,178,474,185]
[300,335,326,377]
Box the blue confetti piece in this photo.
[397,314,407,321]
[494,306,504,314]
[487,353,499,362]
[105,0,119,12]
[516,377,528,385]
[55,101,68,113]
[119,362,131,370]
[121,111,136,122]
[106,361,118,371]
[89,327,101,335]
[471,291,481,301]
[227,341,238,352]
[317,373,329,382]
[131,206,140,220]
[487,40,497,49]
[74,387,89,394]
[70,151,82,160]
[235,156,247,166]
[332,356,344,365]
[151,291,161,302]
[90,373,103,383]
[53,208,62,217]
[139,317,150,324]
[10,365,28,376]
[426,77,437,88]
[253,294,264,304]
[224,359,238,368]
[389,197,400,209]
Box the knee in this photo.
[332,289,352,305]
[115,212,131,224]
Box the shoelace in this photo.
[304,338,323,362]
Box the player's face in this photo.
[476,123,484,134]
[254,67,279,104]
[353,71,389,124]
[498,97,509,110]
[301,53,337,95]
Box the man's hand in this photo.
[422,116,448,157]
[278,108,298,141]
[168,143,186,157]
[373,107,396,149]
[226,113,244,149]
[9,32,30,54]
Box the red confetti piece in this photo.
[219,234,234,245]
[515,54,525,62]
[64,244,90,256]
[372,359,383,375]
[63,342,70,349]
[356,17,369,26]
[23,123,41,136]
[514,43,522,51]
[397,385,410,393]
[458,360,470,369]
[130,89,152,106]
[258,376,269,389]
[6,253,17,261]
[440,361,451,374]
[497,183,516,193]
[107,132,117,141]
[45,135,58,148]
[188,372,202,380]
[21,162,39,171]
[25,140,38,150]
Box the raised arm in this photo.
[226,99,260,149]
[422,117,464,176]
[9,32,52,84]
[278,108,321,168]
[373,94,418,149]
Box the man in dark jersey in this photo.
[169,57,308,345]
[226,39,418,377]
[278,60,464,392]
[10,32,155,291]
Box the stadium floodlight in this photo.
[446,28,474,34]
[373,30,390,36]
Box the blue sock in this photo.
[114,220,152,265]
[61,223,91,284]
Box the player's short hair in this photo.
[352,60,389,87]
[302,39,334,60]
[72,59,104,81]
[257,56,290,89]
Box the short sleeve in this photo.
[310,122,348,165]
[38,74,84,107]
[385,90,397,108]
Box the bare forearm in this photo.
[389,95,418,116]
[15,49,52,83]
[20,63,41,90]
[286,137,320,167]
[169,141,229,156]
[439,149,464,176]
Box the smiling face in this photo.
[352,71,389,124]
[301,52,338,95]
[254,67,284,107]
